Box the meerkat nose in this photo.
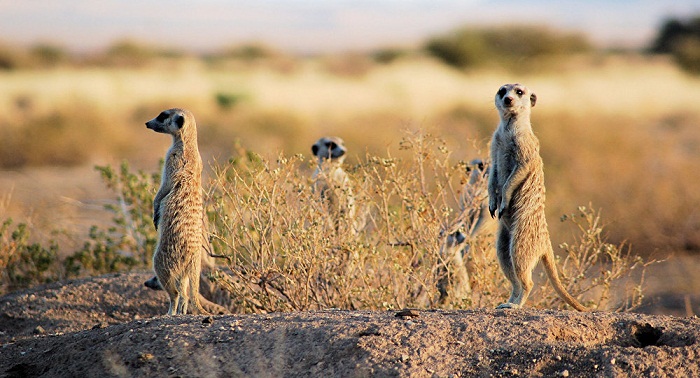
[504,97,514,106]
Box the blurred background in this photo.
[1,0,700,311]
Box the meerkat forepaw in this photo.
[496,303,520,310]
[498,200,508,218]
[488,200,498,219]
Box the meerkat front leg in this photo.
[487,159,500,219]
[153,184,170,230]
[498,163,529,217]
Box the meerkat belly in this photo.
[158,188,202,253]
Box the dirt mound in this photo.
[1,273,698,377]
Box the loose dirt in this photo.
[0,272,698,377]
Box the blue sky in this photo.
[0,0,698,52]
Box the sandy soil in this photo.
[0,272,697,378]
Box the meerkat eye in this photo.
[478,162,485,171]
[516,89,524,96]
[156,112,168,122]
[175,115,185,128]
[328,142,338,150]
[497,87,507,97]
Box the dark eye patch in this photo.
[497,87,507,98]
[175,115,185,128]
[328,141,338,150]
[156,112,168,122]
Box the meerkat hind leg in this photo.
[167,292,179,315]
[172,276,190,315]
[495,227,522,309]
[507,252,536,308]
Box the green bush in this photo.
[64,162,160,277]
[0,219,60,294]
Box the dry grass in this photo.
[197,133,646,312]
[0,53,699,264]
[1,131,649,311]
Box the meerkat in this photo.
[488,84,586,311]
[311,136,362,235]
[146,108,211,315]
[436,159,491,305]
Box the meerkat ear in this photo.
[530,93,537,107]
[312,145,319,156]
[175,115,185,128]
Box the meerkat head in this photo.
[466,158,488,182]
[466,159,486,175]
[146,108,195,138]
[312,136,347,164]
[495,84,537,120]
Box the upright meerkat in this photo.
[311,136,362,234]
[437,159,492,304]
[488,84,586,311]
[146,108,210,315]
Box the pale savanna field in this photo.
[1,51,699,314]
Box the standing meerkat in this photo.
[488,84,586,311]
[437,159,493,305]
[146,108,210,315]
[311,136,362,235]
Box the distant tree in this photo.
[651,16,700,74]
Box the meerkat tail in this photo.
[541,250,587,312]
[198,295,229,315]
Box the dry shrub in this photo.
[0,217,60,294]
[0,132,651,309]
[203,132,649,313]
[543,206,650,311]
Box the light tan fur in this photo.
[143,214,228,314]
[146,108,211,315]
[488,84,586,311]
[311,136,364,235]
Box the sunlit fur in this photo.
[488,84,586,311]
[146,108,210,315]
